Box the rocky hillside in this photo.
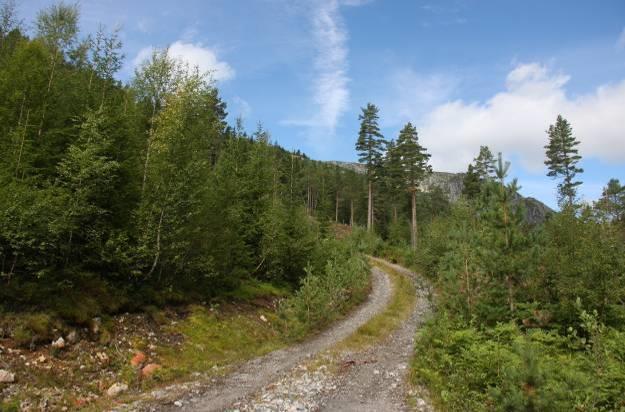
[328,161,553,224]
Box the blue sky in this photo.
[19,0,625,208]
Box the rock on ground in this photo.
[0,369,15,383]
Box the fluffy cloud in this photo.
[133,41,234,82]
[413,63,625,172]
[310,0,350,131]
[283,0,350,137]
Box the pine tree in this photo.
[462,163,481,199]
[382,139,403,224]
[483,152,527,315]
[355,103,386,231]
[596,178,625,223]
[395,122,432,250]
[57,108,120,262]
[544,115,583,207]
[473,145,496,181]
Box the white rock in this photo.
[106,382,128,397]
[0,369,15,383]
[96,352,109,363]
[260,315,268,323]
[51,337,65,349]
[373,369,380,375]
[37,355,46,363]
[66,330,79,344]
[174,400,183,407]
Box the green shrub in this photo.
[278,240,369,339]
[4,313,59,347]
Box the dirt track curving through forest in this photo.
[130,259,432,412]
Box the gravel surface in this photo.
[131,260,434,412]
[131,265,392,412]
[320,259,434,412]
[232,258,434,412]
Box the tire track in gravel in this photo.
[231,258,434,412]
[320,259,434,412]
[132,265,393,412]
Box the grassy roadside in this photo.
[1,246,372,411]
[334,259,416,351]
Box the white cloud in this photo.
[133,41,234,82]
[283,0,350,140]
[409,63,625,172]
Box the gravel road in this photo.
[132,259,432,412]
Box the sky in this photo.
[18,0,625,209]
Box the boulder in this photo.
[90,317,101,336]
[96,352,110,364]
[130,351,146,367]
[106,382,128,398]
[51,337,65,349]
[0,369,15,383]
[66,330,79,344]
[141,363,162,378]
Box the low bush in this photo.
[412,312,625,411]
[278,237,370,339]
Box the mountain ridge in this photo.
[327,161,553,224]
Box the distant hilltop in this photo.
[327,161,553,225]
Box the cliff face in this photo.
[328,161,553,224]
[419,172,465,202]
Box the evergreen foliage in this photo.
[355,102,386,231]
[0,8,368,315]
[544,115,583,207]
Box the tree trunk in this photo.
[147,209,164,278]
[335,190,340,223]
[506,275,515,314]
[350,199,354,227]
[367,181,373,232]
[38,52,58,137]
[411,190,417,250]
[142,104,158,196]
[15,108,30,178]
[464,255,472,316]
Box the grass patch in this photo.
[158,305,286,381]
[223,278,290,301]
[334,259,415,351]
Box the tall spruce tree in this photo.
[355,103,385,231]
[596,178,625,223]
[462,163,481,199]
[383,139,403,224]
[395,122,431,250]
[544,115,583,207]
[474,145,496,181]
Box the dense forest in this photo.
[0,1,381,320]
[1,2,625,410]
